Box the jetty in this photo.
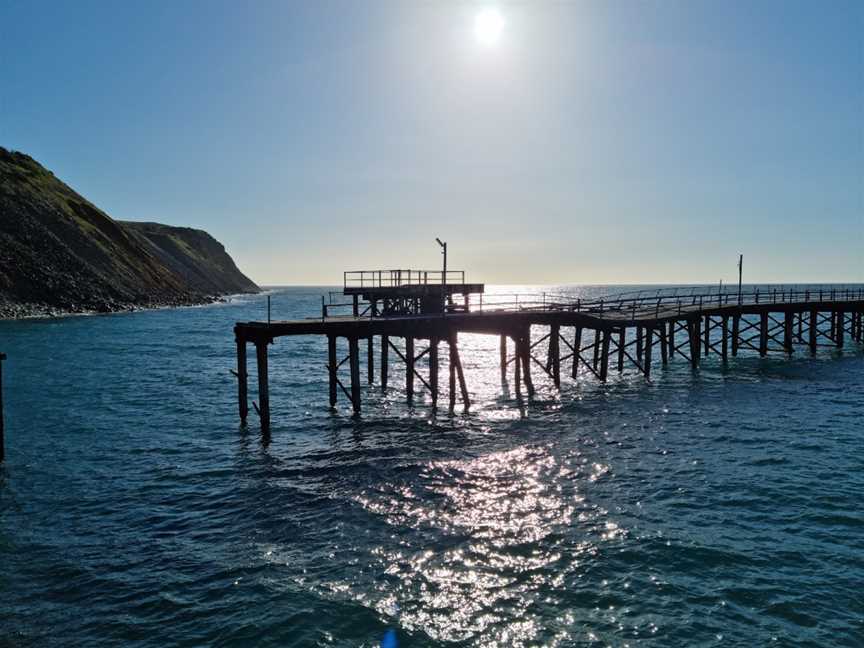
[234,270,864,430]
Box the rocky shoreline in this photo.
[0,295,227,321]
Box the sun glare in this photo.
[474,8,504,46]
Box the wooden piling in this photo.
[367,336,374,384]
[721,316,729,362]
[327,335,337,407]
[451,334,470,409]
[783,311,794,354]
[599,329,611,382]
[449,337,457,411]
[636,326,643,359]
[693,317,702,367]
[514,334,522,397]
[380,335,389,391]
[572,327,582,378]
[550,324,561,389]
[499,334,507,383]
[759,312,769,357]
[429,337,439,407]
[592,329,600,371]
[349,336,361,414]
[689,319,700,369]
[809,310,818,354]
[703,315,710,357]
[617,328,626,372]
[644,326,654,379]
[668,321,675,359]
[522,330,535,397]
[659,325,668,365]
[236,336,249,422]
[837,310,844,348]
[405,336,414,404]
[731,314,740,357]
[255,340,271,430]
[797,311,803,343]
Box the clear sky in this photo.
[2,0,861,285]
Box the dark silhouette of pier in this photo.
[233,270,864,431]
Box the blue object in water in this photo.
[381,629,398,648]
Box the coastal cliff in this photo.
[0,147,258,318]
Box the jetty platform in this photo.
[234,270,864,430]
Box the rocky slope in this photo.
[0,147,258,318]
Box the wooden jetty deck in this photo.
[234,274,864,430]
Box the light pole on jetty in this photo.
[436,237,447,315]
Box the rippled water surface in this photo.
[1,286,863,646]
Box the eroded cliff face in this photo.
[0,147,258,318]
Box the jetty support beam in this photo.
[380,335,389,391]
[405,336,415,404]
[349,336,361,414]
[236,334,249,423]
[255,339,271,431]
[327,335,337,407]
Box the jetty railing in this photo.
[344,269,466,290]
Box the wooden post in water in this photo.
[592,329,600,372]
[731,314,740,357]
[837,310,844,348]
[405,336,415,404]
[668,322,675,359]
[659,325,668,365]
[703,315,710,357]
[367,337,374,384]
[380,335,389,391]
[689,319,700,369]
[449,336,457,411]
[572,327,582,378]
[450,333,470,410]
[255,340,271,430]
[636,327,643,359]
[809,310,818,354]
[513,334,522,398]
[797,311,803,343]
[783,312,794,354]
[327,335,337,407]
[522,329,535,397]
[236,335,249,423]
[429,337,439,407]
[499,335,507,383]
[599,329,611,382]
[721,316,729,362]
[759,312,769,357]
[643,326,654,379]
[0,352,5,463]
[349,336,361,414]
[617,328,626,372]
[550,324,561,388]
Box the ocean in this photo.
[1,286,862,647]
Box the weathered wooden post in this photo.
[572,327,582,378]
[380,335,389,391]
[255,339,271,430]
[643,326,654,379]
[721,316,729,362]
[809,309,818,354]
[349,336,361,414]
[0,352,5,463]
[837,309,844,348]
[405,336,415,404]
[618,328,626,372]
[731,314,740,356]
[449,336,457,411]
[693,317,702,367]
[599,329,611,381]
[235,334,249,423]
[592,329,600,371]
[521,329,535,397]
[703,315,710,357]
[429,337,439,407]
[659,324,668,365]
[327,335,337,407]
[499,335,507,383]
[367,336,374,384]
[688,319,700,369]
[513,334,522,397]
[783,311,794,354]
[759,312,769,357]
[636,326,643,359]
[668,321,675,359]
[550,324,561,388]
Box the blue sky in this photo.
[2,0,861,284]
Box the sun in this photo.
[474,8,504,46]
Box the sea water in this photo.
[1,286,862,646]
